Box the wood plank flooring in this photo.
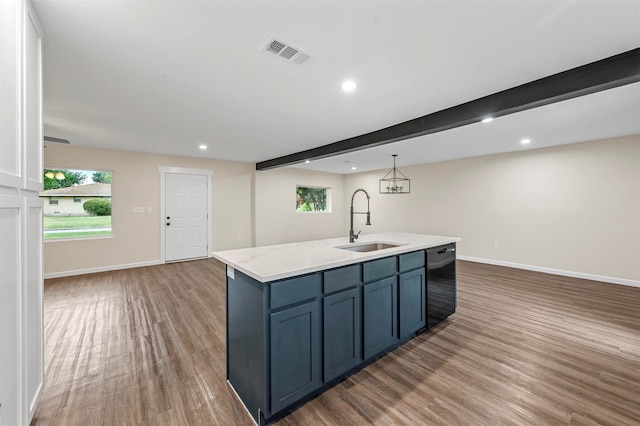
[32,260,639,425]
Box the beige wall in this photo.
[45,135,639,284]
[44,144,254,276]
[255,167,345,246]
[344,135,640,283]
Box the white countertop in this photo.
[212,232,461,282]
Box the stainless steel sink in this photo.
[336,242,401,252]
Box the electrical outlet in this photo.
[493,242,500,249]
[147,207,153,213]
[132,206,145,213]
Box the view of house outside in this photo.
[40,169,113,240]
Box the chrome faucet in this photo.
[349,188,371,243]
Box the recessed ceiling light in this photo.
[198,144,207,150]
[342,81,357,92]
[481,117,494,123]
[351,166,357,170]
[304,160,310,164]
[521,138,531,145]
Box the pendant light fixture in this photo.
[379,154,410,194]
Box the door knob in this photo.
[167,216,170,220]
[166,222,171,226]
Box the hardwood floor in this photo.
[32,260,639,425]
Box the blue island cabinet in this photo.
[323,264,362,382]
[362,256,398,360]
[399,250,427,339]
[270,299,321,413]
[227,269,323,425]
[226,247,449,425]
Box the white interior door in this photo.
[165,173,209,262]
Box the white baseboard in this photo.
[457,255,640,288]
[44,260,162,279]
[43,256,640,288]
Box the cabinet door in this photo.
[0,195,22,425]
[323,288,361,382]
[270,300,321,414]
[24,2,43,192]
[0,0,22,188]
[363,276,398,360]
[399,268,426,339]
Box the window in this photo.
[40,168,113,240]
[296,186,331,213]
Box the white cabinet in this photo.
[24,3,43,192]
[0,0,44,424]
[24,196,44,421]
[0,0,22,187]
[0,196,23,425]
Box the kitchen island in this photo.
[212,232,460,425]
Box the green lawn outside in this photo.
[44,215,111,230]
[44,230,113,240]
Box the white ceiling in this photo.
[34,0,640,174]
[293,82,640,173]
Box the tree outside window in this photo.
[43,169,86,190]
[92,171,112,183]
[296,186,331,212]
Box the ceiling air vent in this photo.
[263,37,313,66]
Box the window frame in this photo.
[41,168,114,241]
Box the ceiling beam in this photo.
[256,47,640,171]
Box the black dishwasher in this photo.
[426,243,457,329]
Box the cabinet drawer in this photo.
[363,256,397,282]
[324,264,360,294]
[270,273,321,310]
[399,250,425,272]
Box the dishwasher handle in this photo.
[437,247,456,254]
